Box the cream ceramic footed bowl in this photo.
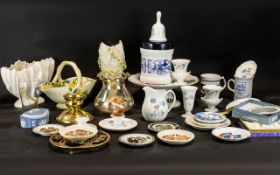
[40,61,96,109]
[201,97,223,112]
[0,58,55,108]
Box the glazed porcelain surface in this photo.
[32,124,64,137]
[1,58,55,108]
[202,85,224,100]
[200,73,226,88]
[201,97,223,112]
[194,112,226,124]
[142,87,176,122]
[140,49,173,84]
[227,76,253,100]
[235,60,257,78]
[119,133,155,147]
[171,59,190,72]
[59,123,98,142]
[140,11,174,85]
[98,40,126,79]
[181,85,197,118]
[40,61,96,109]
[185,115,231,131]
[157,129,195,145]
[212,127,251,142]
[148,121,181,132]
[171,71,191,83]
[98,118,137,132]
[128,73,199,89]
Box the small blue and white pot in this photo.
[20,108,49,128]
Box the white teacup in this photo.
[200,73,226,89]
[171,59,190,73]
[202,85,224,100]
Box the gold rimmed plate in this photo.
[49,130,110,154]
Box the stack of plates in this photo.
[185,112,231,131]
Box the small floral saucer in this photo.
[119,133,155,147]
[32,124,64,137]
[212,127,251,142]
[148,121,180,133]
[98,118,137,132]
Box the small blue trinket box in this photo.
[20,108,49,128]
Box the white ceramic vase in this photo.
[1,58,55,108]
[181,85,197,118]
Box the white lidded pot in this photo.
[140,11,174,85]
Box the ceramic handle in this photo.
[52,61,82,88]
[221,77,226,89]
[227,79,235,92]
[166,90,176,112]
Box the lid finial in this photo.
[149,11,167,42]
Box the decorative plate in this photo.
[235,60,257,78]
[148,121,181,133]
[119,133,155,147]
[194,112,226,124]
[212,127,251,142]
[185,116,231,131]
[128,73,199,89]
[49,130,110,154]
[32,124,64,137]
[157,129,195,145]
[98,118,137,132]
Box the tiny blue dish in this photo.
[194,112,226,124]
[20,108,49,128]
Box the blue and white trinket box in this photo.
[232,100,280,125]
[20,108,49,128]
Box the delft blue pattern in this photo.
[141,58,171,75]
[236,82,246,96]
[195,112,224,121]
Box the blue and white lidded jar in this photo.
[20,108,49,128]
[140,11,174,85]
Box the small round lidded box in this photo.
[20,108,50,128]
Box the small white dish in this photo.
[157,129,195,145]
[99,118,137,132]
[185,115,231,131]
[32,124,64,137]
[194,112,226,124]
[119,133,155,147]
[59,124,98,142]
[148,121,180,133]
[212,127,251,142]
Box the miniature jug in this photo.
[142,86,176,122]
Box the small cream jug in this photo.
[142,86,176,122]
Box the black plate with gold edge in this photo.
[49,130,110,154]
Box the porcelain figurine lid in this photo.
[149,11,167,42]
[20,108,50,119]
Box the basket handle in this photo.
[51,61,82,90]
